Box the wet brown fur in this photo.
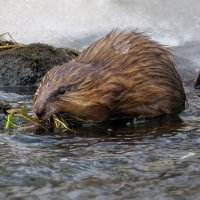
[33,31,186,121]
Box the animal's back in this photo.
[74,31,186,118]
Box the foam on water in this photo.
[1,0,200,50]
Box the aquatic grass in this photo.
[5,108,44,129]
[5,107,73,133]
[52,114,72,131]
[133,115,147,124]
[126,115,147,127]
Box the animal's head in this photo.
[33,61,109,121]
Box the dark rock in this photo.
[0,43,78,86]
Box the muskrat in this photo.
[33,31,186,122]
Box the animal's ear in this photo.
[194,70,200,89]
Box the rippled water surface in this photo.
[0,86,199,200]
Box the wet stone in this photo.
[0,43,78,86]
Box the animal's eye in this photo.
[57,87,66,95]
[56,85,76,96]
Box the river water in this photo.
[0,57,200,199]
[0,0,200,199]
[0,84,200,200]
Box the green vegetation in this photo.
[126,116,147,127]
[5,106,73,132]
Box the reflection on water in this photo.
[0,85,199,200]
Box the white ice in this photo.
[1,0,200,50]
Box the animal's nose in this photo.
[34,107,46,119]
